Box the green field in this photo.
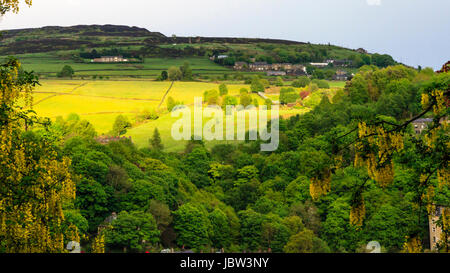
[29,79,339,151]
[5,53,231,78]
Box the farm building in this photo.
[412,118,433,135]
[356,48,368,54]
[310,62,329,68]
[429,206,447,251]
[249,62,271,71]
[333,70,349,81]
[267,70,287,76]
[234,62,248,70]
[333,59,353,67]
[92,56,129,63]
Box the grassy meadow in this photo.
[28,79,341,151]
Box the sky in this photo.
[0,0,449,69]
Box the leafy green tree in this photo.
[168,66,183,81]
[219,83,229,96]
[106,165,131,194]
[312,69,325,80]
[322,198,361,252]
[180,62,193,81]
[111,115,132,136]
[150,128,164,151]
[279,87,300,104]
[184,146,211,188]
[203,89,220,105]
[222,95,238,110]
[158,70,168,81]
[371,53,396,68]
[264,98,272,110]
[167,96,183,112]
[312,79,330,89]
[124,179,165,211]
[250,77,265,93]
[57,65,74,78]
[283,229,330,253]
[173,203,211,249]
[275,77,284,87]
[238,209,265,251]
[240,92,253,107]
[75,177,110,232]
[292,76,310,88]
[261,215,291,252]
[105,211,160,253]
[209,208,232,248]
[148,200,172,233]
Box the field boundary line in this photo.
[33,82,88,106]
[157,81,175,109]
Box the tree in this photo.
[105,211,160,253]
[150,128,164,151]
[209,208,232,248]
[111,115,132,136]
[167,96,182,112]
[158,71,168,81]
[168,66,183,81]
[180,62,193,81]
[240,92,253,107]
[275,77,284,87]
[222,95,238,110]
[148,200,172,233]
[173,203,211,249]
[184,146,211,188]
[219,83,229,96]
[279,88,300,105]
[0,56,78,253]
[264,99,272,110]
[283,229,330,253]
[312,79,330,89]
[238,209,265,251]
[250,77,265,93]
[57,65,75,78]
[75,177,110,232]
[292,76,310,88]
[106,165,131,194]
[203,89,220,105]
[371,53,396,68]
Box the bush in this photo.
[292,76,310,88]
[280,87,300,105]
[312,79,330,89]
[219,84,228,96]
[167,96,183,111]
[168,66,183,81]
[250,77,265,93]
[57,65,74,78]
[222,96,238,109]
[203,89,220,105]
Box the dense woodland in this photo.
[0,0,449,254]
[2,57,448,253]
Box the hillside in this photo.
[2,24,363,56]
[0,24,398,80]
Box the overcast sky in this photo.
[1,0,448,69]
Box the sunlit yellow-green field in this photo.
[30,79,335,151]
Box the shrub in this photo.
[292,76,310,88]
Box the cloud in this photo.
[366,0,381,6]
